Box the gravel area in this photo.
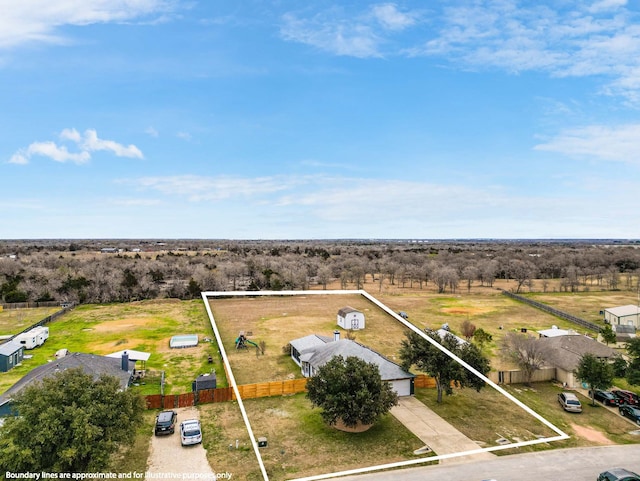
[146,406,216,476]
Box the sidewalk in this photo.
[390,396,495,464]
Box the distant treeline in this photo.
[1,239,639,305]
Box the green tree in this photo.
[473,328,493,349]
[599,324,617,345]
[626,338,640,385]
[187,278,202,299]
[575,353,614,405]
[0,368,144,472]
[306,355,398,428]
[399,330,491,403]
[612,357,628,378]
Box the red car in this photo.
[611,389,640,406]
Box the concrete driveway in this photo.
[391,396,494,464]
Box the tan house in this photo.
[538,335,619,388]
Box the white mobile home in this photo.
[15,332,38,350]
[30,326,49,346]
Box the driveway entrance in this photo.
[391,396,494,464]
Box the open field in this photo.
[222,393,429,481]
[209,293,411,385]
[0,299,225,394]
[523,291,640,324]
[0,307,61,336]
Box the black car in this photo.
[589,389,620,407]
[597,468,640,481]
[619,405,640,426]
[154,410,177,435]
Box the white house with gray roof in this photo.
[289,332,414,396]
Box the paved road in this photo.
[390,396,494,463]
[336,445,640,481]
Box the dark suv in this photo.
[597,468,640,481]
[154,410,177,436]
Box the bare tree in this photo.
[460,319,477,340]
[462,265,479,293]
[501,332,549,386]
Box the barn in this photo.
[604,305,640,329]
[289,332,414,397]
[337,306,365,330]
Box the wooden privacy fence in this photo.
[144,375,437,409]
[488,367,557,385]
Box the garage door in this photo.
[391,379,411,397]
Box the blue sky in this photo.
[2,0,640,239]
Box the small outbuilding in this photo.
[192,372,217,392]
[604,305,640,329]
[337,306,365,330]
[0,341,24,373]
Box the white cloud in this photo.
[0,0,176,50]
[8,128,143,165]
[176,131,192,141]
[534,123,640,163]
[280,12,382,58]
[407,1,640,101]
[128,174,295,201]
[82,129,143,158]
[145,126,159,137]
[370,3,419,31]
[27,141,92,163]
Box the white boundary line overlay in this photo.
[201,289,570,481]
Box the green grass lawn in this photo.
[0,300,226,395]
[0,307,61,335]
[201,393,432,481]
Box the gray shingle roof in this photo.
[538,335,619,372]
[290,334,332,354]
[337,306,361,317]
[307,339,414,381]
[0,340,23,356]
[0,352,134,406]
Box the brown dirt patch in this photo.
[441,307,491,315]
[570,423,614,445]
[92,317,153,333]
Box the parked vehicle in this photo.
[558,392,582,412]
[589,389,620,407]
[154,410,177,435]
[619,405,640,426]
[611,389,640,406]
[180,419,202,446]
[597,468,640,481]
